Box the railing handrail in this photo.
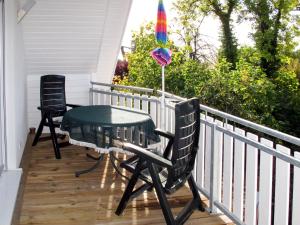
[199,104,300,147]
[90,82,300,147]
[91,81,154,94]
[158,92,300,147]
[157,90,186,101]
[90,88,159,103]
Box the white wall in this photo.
[94,0,132,83]
[22,0,108,75]
[27,74,91,130]
[0,0,4,174]
[21,0,133,84]
[5,0,28,169]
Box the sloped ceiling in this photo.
[21,0,132,80]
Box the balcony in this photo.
[0,1,299,225]
[15,82,300,225]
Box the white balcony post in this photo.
[210,122,223,213]
[209,123,217,213]
[89,88,93,105]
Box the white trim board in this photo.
[0,169,22,225]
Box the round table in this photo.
[61,105,159,152]
[60,105,159,177]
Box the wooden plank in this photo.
[293,152,300,225]
[222,124,233,211]
[258,138,273,225]
[233,127,245,221]
[274,144,290,225]
[20,136,230,225]
[245,132,258,225]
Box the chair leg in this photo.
[148,162,175,225]
[188,176,205,211]
[32,116,46,146]
[115,160,142,216]
[48,116,61,159]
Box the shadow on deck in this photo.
[15,135,232,225]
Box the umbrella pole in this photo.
[161,66,166,137]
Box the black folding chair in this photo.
[115,98,205,225]
[32,75,79,159]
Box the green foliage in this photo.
[243,0,299,77]
[272,68,300,136]
[172,0,217,63]
[171,0,239,67]
[198,57,278,126]
[124,23,162,88]
[122,8,300,137]
[289,50,300,81]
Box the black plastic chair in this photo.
[115,98,205,225]
[32,75,79,159]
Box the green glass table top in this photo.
[60,105,159,149]
[62,105,153,127]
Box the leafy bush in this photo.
[121,24,300,137]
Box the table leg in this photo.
[75,153,104,177]
[109,151,129,180]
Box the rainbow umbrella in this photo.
[151,0,171,132]
[151,0,172,66]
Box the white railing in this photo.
[90,82,300,225]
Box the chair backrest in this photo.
[165,98,200,192]
[40,75,67,117]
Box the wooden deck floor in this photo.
[16,136,232,225]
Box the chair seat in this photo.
[121,149,190,194]
[120,148,163,171]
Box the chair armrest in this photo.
[154,128,174,159]
[66,103,81,108]
[37,104,80,110]
[154,128,174,139]
[123,143,173,169]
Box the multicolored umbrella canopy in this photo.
[151,0,171,67]
[156,0,167,44]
